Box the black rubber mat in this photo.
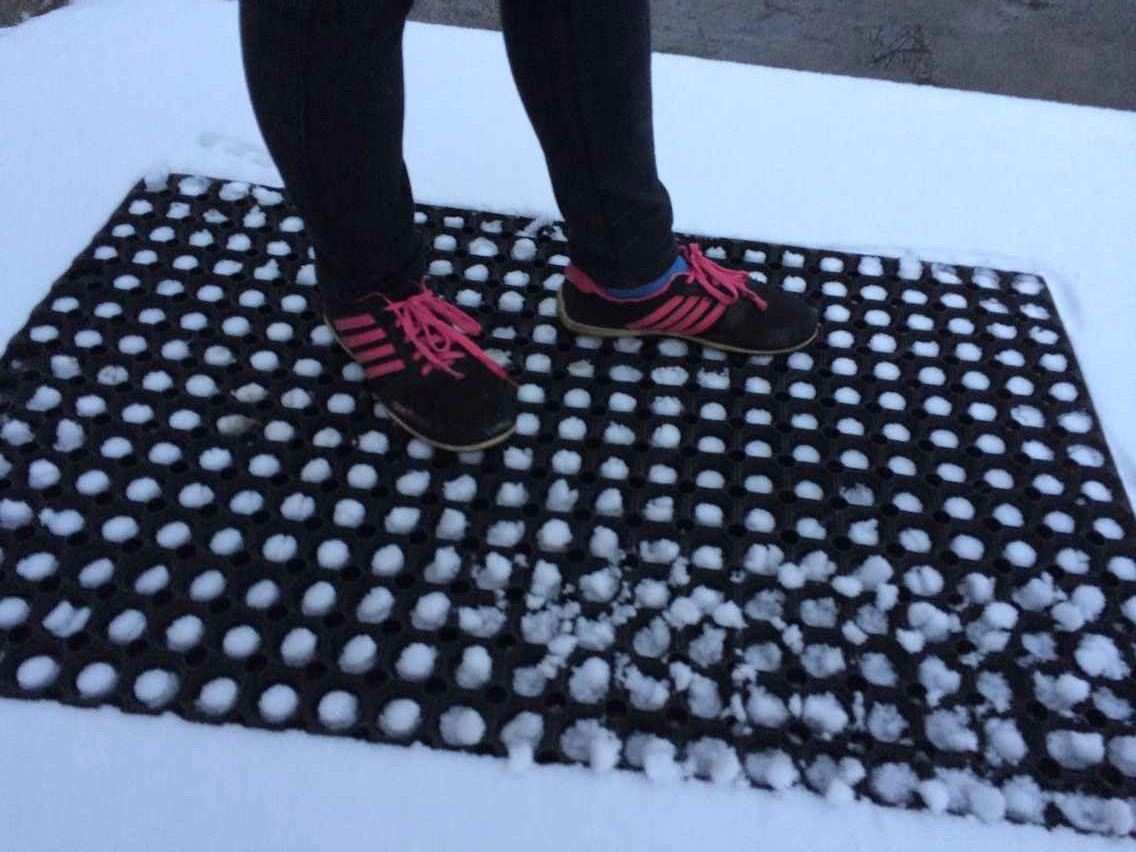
[1,174,1134,835]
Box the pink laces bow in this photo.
[385,281,508,380]
[679,243,767,310]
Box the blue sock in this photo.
[600,254,688,299]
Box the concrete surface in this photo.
[2,1,1130,111]
[0,0,63,27]
[410,0,1136,112]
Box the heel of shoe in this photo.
[555,287,627,338]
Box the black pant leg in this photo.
[499,0,676,288]
[238,0,424,300]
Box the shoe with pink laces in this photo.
[558,242,818,355]
[324,278,518,451]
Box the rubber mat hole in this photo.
[787,721,811,743]
[605,699,628,718]
[208,597,232,614]
[1101,766,1124,789]
[364,669,388,687]
[9,625,31,644]
[303,662,328,681]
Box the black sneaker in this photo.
[558,242,818,355]
[324,278,518,451]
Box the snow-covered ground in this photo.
[0,698,1127,852]
[1,1,1134,850]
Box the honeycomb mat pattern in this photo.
[1,174,1134,835]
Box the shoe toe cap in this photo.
[783,299,820,347]
[431,375,520,448]
[752,291,819,351]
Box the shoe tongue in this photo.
[383,279,425,302]
[322,279,423,314]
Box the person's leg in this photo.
[238,0,423,301]
[240,0,518,452]
[499,1,678,290]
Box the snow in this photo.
[246,580,279,610]
[357,587,395,624]
[802,693,850,737]
[258,684,298,724]
[280,628,317,666]
[0,3,1134,849]
[385,507,421,534]
[581,567,621,603]
[17,656,59,690]
[569,657,611,704]
[926,708,979,753]
[455,646,493,690]
[411,593,451,631]
[396,643,437,683]
[222,625,260,659]
[334,499,366,528]
[424,546,461,584]
[339,636,378,674]
[440,707,486,746]
[1048,731,1105,770]
[1109,737,1136,778]
[379,699,422,739]
[1074,634,1128,680]
[747,751,801,791]
[318,691,358,731]
[39,507,84,536]
[76,662,118,699]
[134,669,179,709]
[301,582,336,617]
[134,566,170,596]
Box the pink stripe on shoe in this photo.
[683,302,726,336]
[341,327,387,349]
[653,297,704,332]
[628,295,685,330]
[354,343,396,363]
[334,314,375,332]
[665,298,712,334]
[365,359,406,379]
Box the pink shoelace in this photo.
[383,281,508,380]
[678,242,767,310]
